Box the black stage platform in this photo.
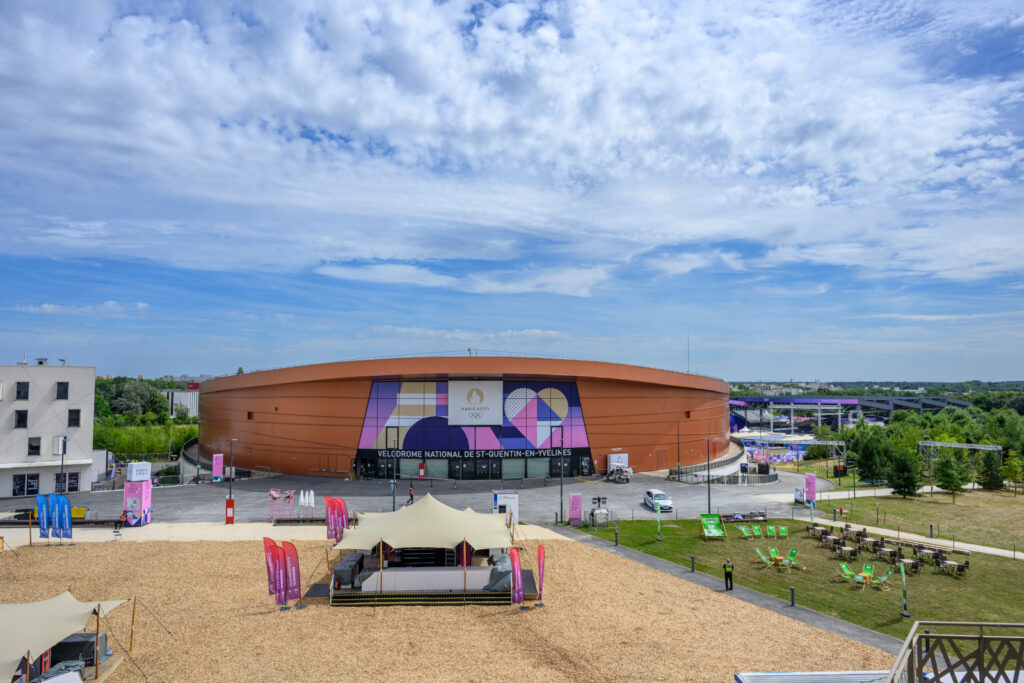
[311,570,537,606]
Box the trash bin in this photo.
[225,498,235,524]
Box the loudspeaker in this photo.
[757,462,770,475]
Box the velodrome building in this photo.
[198,357,731,480]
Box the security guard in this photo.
[723,558,734,591]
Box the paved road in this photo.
[0,469,822,525]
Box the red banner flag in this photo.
[510,547,524,604]
[270,544,287,605]
[262,538,277,595]
[282,541,301,601]
[537,545,546,602]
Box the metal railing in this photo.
[887,621,1024,683]
[677,472,779,486]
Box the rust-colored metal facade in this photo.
[199,357,729,477]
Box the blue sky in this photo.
[1,1,1022,381]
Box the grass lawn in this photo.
[777,460,886,492]
[584,519,1024,639]
[836,491,1024,551]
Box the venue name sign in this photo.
[360,447,590,459]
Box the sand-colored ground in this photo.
[1,538,894,681]
[1,521,567,547]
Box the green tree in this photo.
[886,448,921,498]
[847,423,891,481]
[1002,452,1023,494]
[980,450,1004,491]
[805,425,838,460]
[236,366,245,375]
[934,452,970,503]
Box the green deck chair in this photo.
[738,525,754,540]
[781,548,800,570]
[768,547,780,560]
[754,548,772,568]
[779,526,788,539]
[872,567,894,591]
[767,525,776,538]
[752,526,763,538]
[834,562,857,582]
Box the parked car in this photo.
[643,489,673,512]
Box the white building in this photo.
[0,360,96,497]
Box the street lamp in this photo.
[56,436,67,493]
[558,427,565,523]
[704,437,711,515]
[228,438,237,500]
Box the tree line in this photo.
[805,406,1024,500]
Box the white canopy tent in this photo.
[0,591,126,680]
[332,493,512,551]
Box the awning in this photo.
[0,591,126,679]
[332,493,512,551]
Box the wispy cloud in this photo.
[372,325,567,341]
[867,310,1024,322]
[11,301,149,317]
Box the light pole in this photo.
[705,437,711,515]
[228,438,237,500]
[676,421,681,482]
[57,436,67,493]
[557,426,564,523]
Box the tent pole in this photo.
[325,548,330,577]
[28,514,32,546]
[463,538,467,607]
[25,650,30,680]
[94,604,101,680]
[129,596,137,652]
[378,540,383,594]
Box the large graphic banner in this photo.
[448,381,503,426]
[359,380,589,456]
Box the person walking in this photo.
[723,558,734,591]
[388,478,395,496]
[407,484,414,506]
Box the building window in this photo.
[13,473,39,496]
[247,411,254,420]
[16,382,29,400]
[28,437,41,456]
[54,472,78,493]
[56,381,69,399]
[68,409,81,428]
[14,410,28,429]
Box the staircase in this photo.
[330,589,511,607]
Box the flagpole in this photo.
[94,604,101,680]
[462,538,467,607]
[129,596,137,652]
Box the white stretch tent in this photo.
[0,592,126,680]
[332,493,512,551]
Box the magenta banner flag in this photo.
[282,541,301,601]
[262,537,277,595]
[337,498,349,529]
[537,545,546,602]
[324,496,336,540]
[333,498,343,541]
[805,473,817,504]
[270,545,287,605]
[510,547,524,604]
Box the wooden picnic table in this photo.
[877,547,895,558]
[840,546,855,557]
[941,560,959,573]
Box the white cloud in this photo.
[0,0,1020,285]
[867,310,1024,322]
[11,301,148,317]
[372,324,567,341]
[315,263,459,288]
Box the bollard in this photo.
[930,524,933,538]
[614,529,619,546]
[833,509,837,522]
[555,512,558,525]
[790,586,795,607]
[924,629,930,652]
[690,555,695,572]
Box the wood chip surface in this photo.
[0,539,894,681]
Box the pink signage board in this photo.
[123,479,152,526]
[212,453,224,482]
[804,473,816,505]
[569,493,583,526]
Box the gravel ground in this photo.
[0,539,894,681]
